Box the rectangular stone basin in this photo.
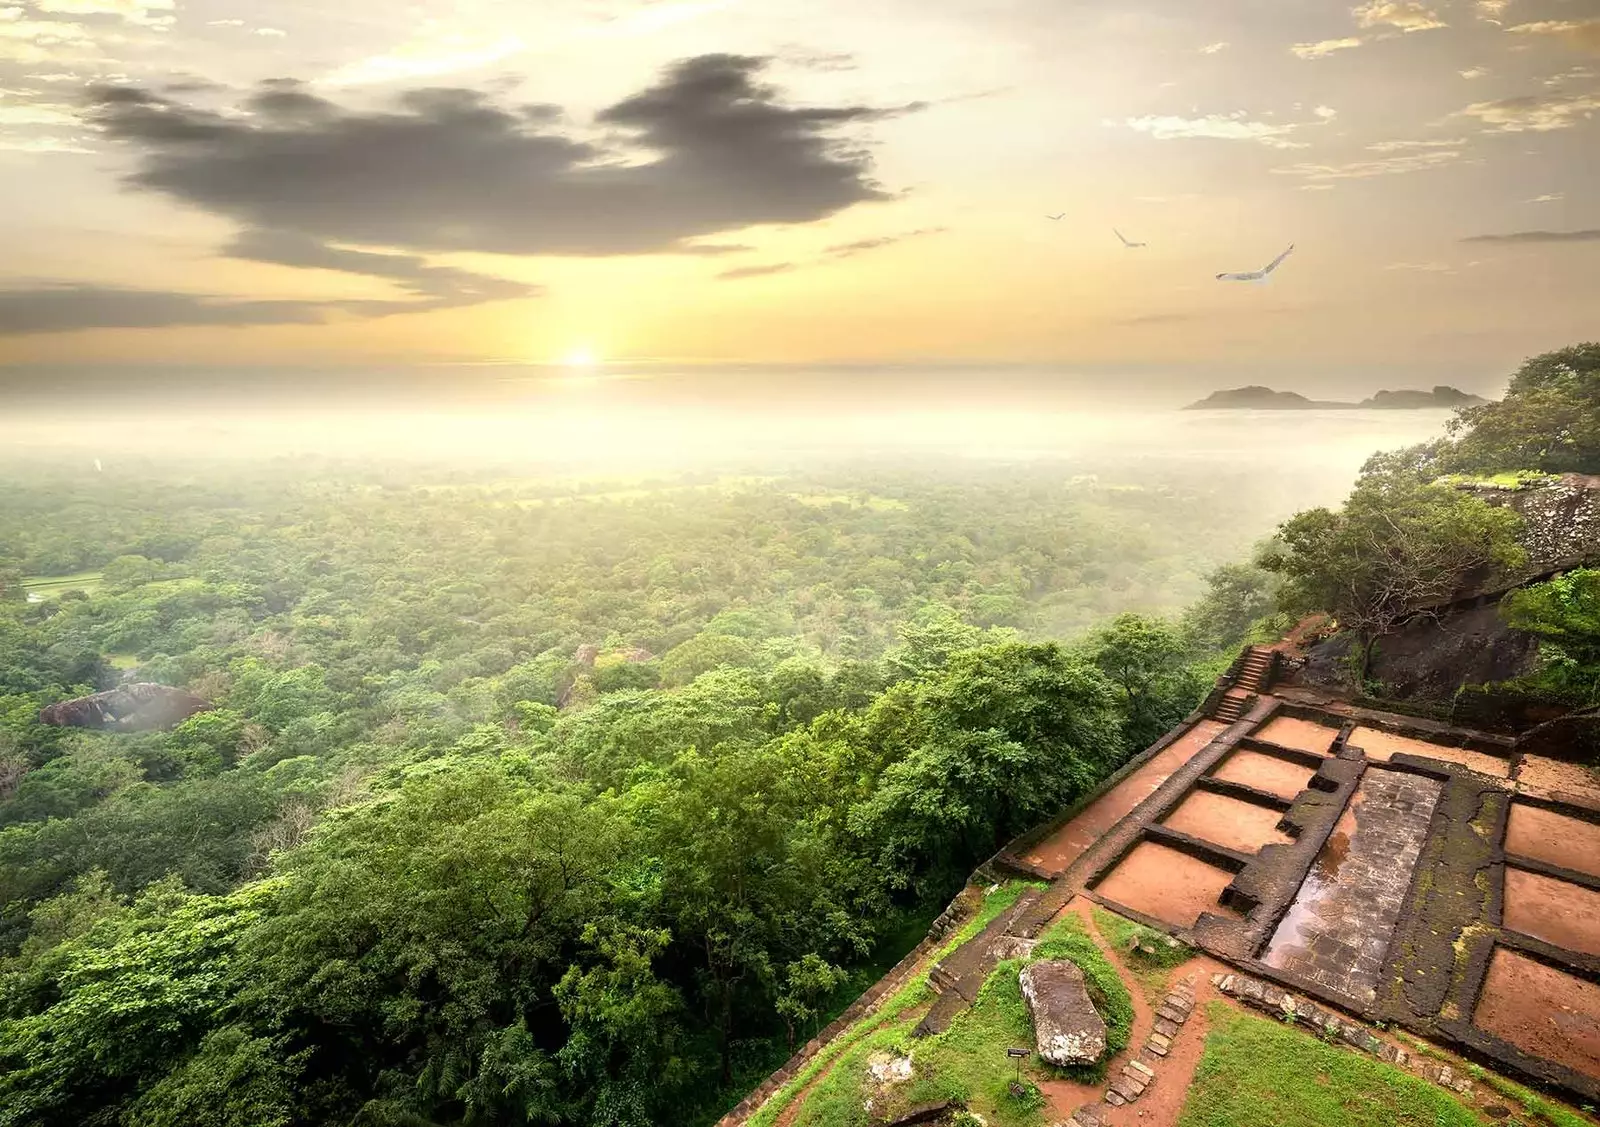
[1350,727,1510,778]
[1505,803,1600,880]
[1517,755,1600,813]
[1262,768,1442,1004]
[1474,947,1600,1081]
[1094,840,1241,930]
[1161,790,1294,855]
[1255,715,1339,755]
[1021,719,1227,876]
[1210,749,1318,802]
[1502,867,1600,957]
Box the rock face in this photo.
[1463,473,1600,578]
[38,683,212,732]
[1020,960,1106,1066]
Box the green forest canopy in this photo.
[0,459,1246,1127]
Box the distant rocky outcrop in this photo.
[1184,385,1485,411]
[38,683,212,732]
[1183,386,1344,410]
[1020,960,1107,1066]
[1360,386,1486,410]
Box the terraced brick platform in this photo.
[1261,768,1442,1003]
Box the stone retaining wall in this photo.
[712,887,976,1127]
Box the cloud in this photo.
[1365,137,1465,151]
[1274,148,1462,181]
[1508,19,1600,54]
[206,18,243,27]
[1109,312,1195,325]
[1386,261,1457,271]
[85,56,916,256]
[34,0,172,29]
[1199,41,1229,54]
[1459,66,1489,79]
[781,48,856,71]
[0,285,356,335]
[1457,90,1600,131]
[1291,37,1364,59]
[824,227,945,257]
[224,227,537,307]
[1525,192,1563,202]
[1118,112,1306,148]
[253,27,287,38]
[1353,0,1446,32]
[716,262,795,280]
[1476,0,1510,21]
[1314,105,1338,119]
[0,229,539,334]
[1462,228,1600,243]
[322,30,528,86]
[0,8,98,64]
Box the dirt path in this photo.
[1099,956,1230,1127]
[1036,898,1230,1127]
[1038,899,1158,1121]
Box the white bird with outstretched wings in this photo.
[1217,244,1294,282]
[1114,228,1146,248]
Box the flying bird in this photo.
[1114,228,1147,248]
[1216,244,1295,283]
[1045,213,1065,220]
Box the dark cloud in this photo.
[1461,228,1600,243]
[716,262,796,280]
[85,55,917,257]
[0,285,333,335]
[0,231,540,336]
[225,228,538,306]
[825,227,946,257]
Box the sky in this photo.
[0,0,1596,394]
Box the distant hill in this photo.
[1358,386,1488,410]
[1184,384,1486,411]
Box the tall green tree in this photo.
[1441,342,1600,475]
[1264,468,1526,679]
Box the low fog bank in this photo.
[4,399,1453,522]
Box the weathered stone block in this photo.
[1020,960,1108,1066]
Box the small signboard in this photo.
[1006,1048,1030,1059]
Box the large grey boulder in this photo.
[1020,960,1106,1066]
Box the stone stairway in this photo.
[1211,688,1251,724]
[1234,646,1274,693]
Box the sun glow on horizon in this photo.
[562,346,599,368]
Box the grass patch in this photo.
[1178,1004,1480,1127]
[1092,906,1197,1000]
[1393,1033,1596,1127]
[21,571,103,600]
[105,651,141,671]
[746,881,1041,1127]
[1435,471,1557,491]
[1031,912,1133,1080]
[782,908,1136,1127]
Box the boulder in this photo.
[1019,960,1106,1066]
[38,683,212,732]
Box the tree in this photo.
[774,954,847,1052]
[1264,469,1526,680]
[849,642,1124,883]
[1182,561,1281,653]
[1440,342,1600,475]
[1502,569,1600,704]
[1084,614,1207,751]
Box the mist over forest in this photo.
[0,388,1463,1126]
